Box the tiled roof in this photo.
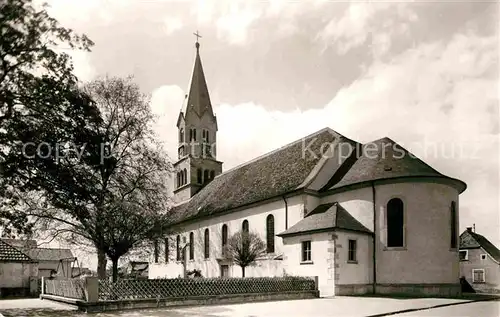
[25,248,74,261]
[326,138,466,193]
[460,229,500,262]
[277,202,372,237]
[169,128,357,225]
[0,240,32,262]
[168,129,466,226]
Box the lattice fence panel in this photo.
[45,279,86,300]
[98,276,315,301]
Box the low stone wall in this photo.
[375,283,461,297]
[41,276,319,312]
[44,290,319,313]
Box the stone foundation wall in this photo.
[375,283,461,297]
[43,290,319,313]
[335,284,374,295]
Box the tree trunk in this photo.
[97,249,107,279]
[241,266,245,278]
[112,258,119,283]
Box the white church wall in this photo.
[374,181,460,284]
[282,232,334,297]
[152,194,305,278]
[302,194,320,217]
[335,230,373,285]
[149,262,183,279]
[321,187,374,231]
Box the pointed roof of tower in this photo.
[177,39,216,128]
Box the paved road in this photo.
[393,299,500,317]
[0,297,496,317]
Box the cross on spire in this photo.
[193,30,202,43]
[193,30,202,51]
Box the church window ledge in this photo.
[300,260,314,265]
[347,260,358,264]
[383,246,407,251]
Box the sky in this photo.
[39,0,498,267]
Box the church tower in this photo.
[174,36,223,203]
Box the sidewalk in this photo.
[0,298,77,317]
[0,295,498,317]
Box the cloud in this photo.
[163,16,184,35]
[151,28,498,243]
[316,2,418,55]
[190,0,330,45]
[151,85,186,158]
[215,2,262,45]
[41,0,115,25]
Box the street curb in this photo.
[365,296,499,317]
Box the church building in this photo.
[149,40,467,297]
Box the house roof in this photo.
[0,240,32,262]
[169,128,357,225]
[460,229,500,262]
[24,248,74,261]
[277,202,372,237]
[131,263,149,272]
[326,138,466,193]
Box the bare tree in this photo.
[4,76,173,281]
[225,230,266,278]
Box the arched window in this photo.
[266,214,275,253]
[183,168,187,185]
[242,220,249,233]
[164,238,169,263]
[179,128,184,143]
[387,198,404,247]
[197,169,202,184]
[203,170,209,183]
[204,229,210,259]
[189,232,194,260]
[210,170,215,180]
[202,129,209,143]
[177,172,180,188]
[153,240,159,263]
[450,201,457,249]
[176,235,181,261]
[222,224,228,255]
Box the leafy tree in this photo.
[0,0,96,235]
[225,230,266,277]
[0,1,173,282]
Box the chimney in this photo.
[473,223,476,232]
[466,227,472,232]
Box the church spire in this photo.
[173,32,223,203]
[178,31,216,125]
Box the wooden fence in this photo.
[98,276,316,301]
[44,278,86,300]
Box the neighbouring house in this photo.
[459,227,500,293]
[149,40,467,297]
[72,267,93,278]
[24,248,75,278]
[0,240,38,298]
[1,239,75,278]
